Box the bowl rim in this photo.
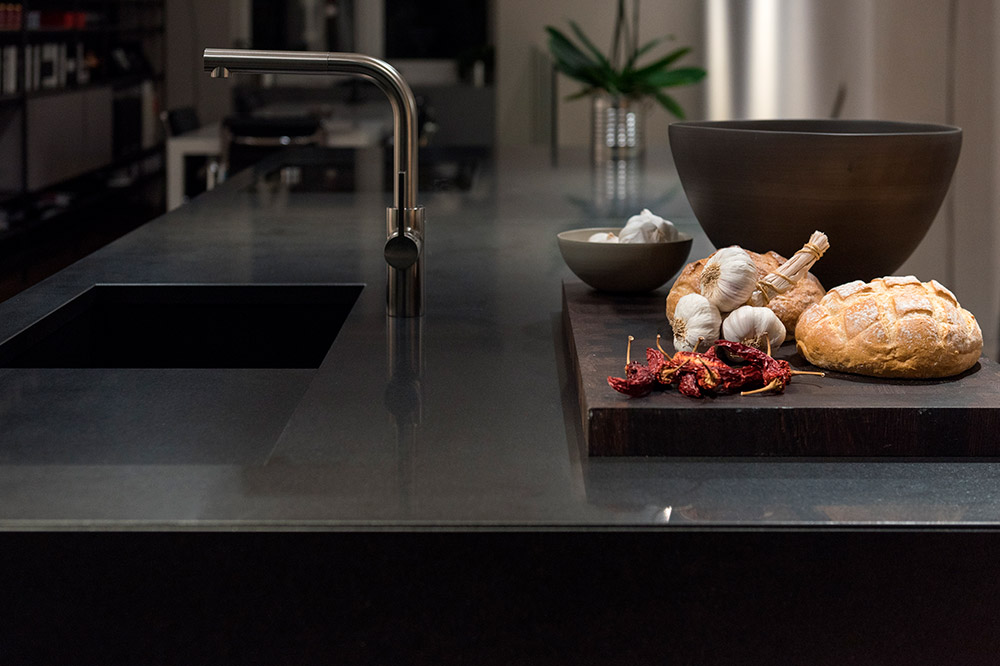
[669,119,962,137]
[557,227,693,245]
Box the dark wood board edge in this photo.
[586,405,1000,457]
[562,286,590,450]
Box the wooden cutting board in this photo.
[562,280,1000,457]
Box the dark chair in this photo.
[160,106,202,137]
[221,115,324,179]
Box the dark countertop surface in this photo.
[2,145,999,531]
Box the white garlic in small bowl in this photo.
[699,246,758,312]
[721,305,787,352]
[619,209,678,243]
[670,293,722,352]
[588,231,619,243]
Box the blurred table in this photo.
[166,108,390,211]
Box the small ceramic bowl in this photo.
[557,227,693,293]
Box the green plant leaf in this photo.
[546,26,609,88]
[568,21,612,70]
[644,66,707,88]
[632,46,693,78]
[618,66,652,97]
[543,20,705,107]
[653,91,685,119]
[626,37,666,68]
[546,27,597,71]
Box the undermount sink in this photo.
[0,284,362,369]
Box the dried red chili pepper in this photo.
[646,343,670,379]
[610,336,820,399]
[652,335,692,386]
[608,364,655,397]
[712,339,824,395]
[678,371,703,398]
[655,336,750,397]
[607,336,657,397]
[694,357,764,395]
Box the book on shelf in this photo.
[16,41,90,92]
[2,45,16,94]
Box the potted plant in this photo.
[546,0,706,161]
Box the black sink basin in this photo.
[0,284,362,369]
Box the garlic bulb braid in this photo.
[749,231,829,306]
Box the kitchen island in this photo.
[1,146,996,663]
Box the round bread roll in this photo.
[665,248,826,339]
[795,276,983,378]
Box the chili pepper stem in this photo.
[741,378,782,396]
[656,334,667,356]
[662,358,691,380]
[697,357,718,383]
[789,370,825,377]
[765,336,772,358]
[626,335,634,368]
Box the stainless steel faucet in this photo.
[203,48,424,317]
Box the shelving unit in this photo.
[0,0,165,302]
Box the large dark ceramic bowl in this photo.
[668,119,962,288]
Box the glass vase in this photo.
[591,94,648,164]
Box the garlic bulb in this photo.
[619,209,678,243]
[699,246,758,312]
[670,293,722,352]
[588,231,619,243]
[721,305,786,352]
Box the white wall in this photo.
[164,0,237,124]
[949,0,1000,359]
[495,0,706,149]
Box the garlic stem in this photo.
[748,231,830,305]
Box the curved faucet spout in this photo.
[203,48,424,317]
[203,49,418,211]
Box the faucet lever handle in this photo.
[385,206,424,270]
[385,231,421,270]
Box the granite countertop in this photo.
[1,145,998,530]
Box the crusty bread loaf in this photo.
[795,276,983,378]
[665,249,826,339]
